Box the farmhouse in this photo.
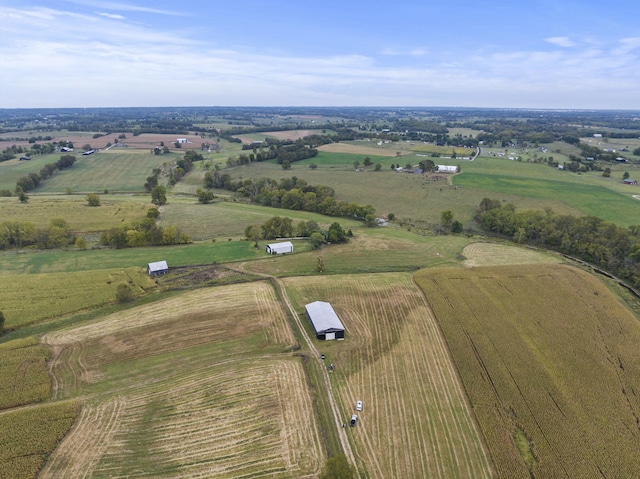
[82,149,96,156]
[176,138,188,144]
[265,241,293,255]
[305,301,345,340]
[19,156,31,161]
[147,260,169,276]
[437,165,458,173]
[624,179,637,185]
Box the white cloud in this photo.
[380,47,428,57]
[545,36,575,48]
[98,12,125,19]
[65,0,187,16]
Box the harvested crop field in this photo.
[40,281,324,478]
[282,273,494,479]
[415,263,640,478]
[462,242,561,267]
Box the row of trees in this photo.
[204,174,376,225]
[244,216,350,248]
[476,199,640,287]
[13,154,76,195]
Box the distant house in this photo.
[305,301,345,340]
[148,260,169,276]
[594,134,603,138]
[19,156,31,161]
[60,147,73,152]
[82,149,96,156]
[616,157,627,162]
[266,241,293,255]
[624,179,637,185]
[176,138,188,144]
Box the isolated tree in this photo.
[196,188,215,204]
[116,283,134,303]
[441,210,454,231]
[82,144,92,151]
[451,220,463,234]
[363,157,372,167]
[86,193,101,206]
[17,189,29,203]
[387,213,395,222]
[623,171,630,180]
[309,232,325,248]
[151,186,167,206]
[603,167,611,177]
[320,454,354,479]
[316,256,325,273]
[281,159,291,170]
[309,163,318,170]
[374,163,382,171]
[353,160,360,170]
[74,237,87,249]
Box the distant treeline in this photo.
[477,198,640,287]
[204,174,376,224]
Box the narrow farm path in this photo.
[231,263,358,472]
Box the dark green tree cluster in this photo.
[204,174,375,223]
[477,199,640,287]
[100,217,190,249]
[319,454,355,479]
[145,168,161,192]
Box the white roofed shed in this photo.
[305,301,345,340]
[148,260,168,276]
[266,241,294,255]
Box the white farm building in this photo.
[437,165,458,173]
[147,260,169,276]
[266,241,293,255]
[305,301,345,340]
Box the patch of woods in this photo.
[245,216,350,248]
[477,198,640,287]
[204,174,377,226]
[99,207,190,249]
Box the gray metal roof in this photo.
[148,260,168,272]
[305,301,345,334]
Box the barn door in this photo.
[325,332,335,340]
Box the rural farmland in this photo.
[3,106,640,478]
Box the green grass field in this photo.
[159,199,362,240]
[36,150,174,193]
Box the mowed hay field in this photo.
[0,195,151,232]
[40,281,325,478]
[37,150,173,193]
[282,273,495,479]
[415,264,640,478]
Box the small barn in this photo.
[266,241,293,255]
[148,260,169,276]
[437,165,458,173]
[305,301,345,340]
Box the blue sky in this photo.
[1,0,640,109]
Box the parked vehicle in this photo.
[350,414,358,426]
[356,400,363,411]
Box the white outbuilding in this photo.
[266,241,294,255]
[436,165,458,173]
[148,260,168,276]
[305,301,345,340]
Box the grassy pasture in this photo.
[416,263,640,478]
[281,273,494,478]
[158,200,362,240]
[0,235,298,276]
[36,150,174,193]
[0,195,151,232]
[0,400,78,479]
[0,267,155,328]
[40,282,325,478]
[218,158,585,226]
[0,153,62,191]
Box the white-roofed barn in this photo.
[305,301,345,340]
